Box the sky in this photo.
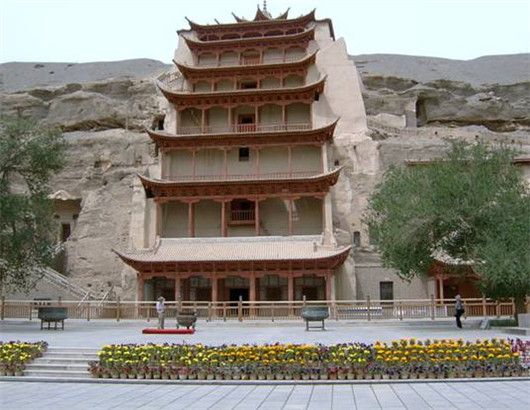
[1,0,529,64]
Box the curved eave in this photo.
[138,167,342,200]
[146,119,338,149]
[181,10,315,34]
[182,26,315,52]
[156,76,326,108]
[114,246,351,273]
[174,51,317,78]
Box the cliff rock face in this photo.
[1,55,528,300]
[354,54,530,132]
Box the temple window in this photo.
[238,147,250,161]
[242,31,262,39]
[239,79,257,89]
[229,199,255,225]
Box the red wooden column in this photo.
[325,271,332,301]
[438,275,445,301]
[288,197,293,236]
[211,274,218,302]
[281,104,286,127]
[174,277,181,301]
[254,199,261,236]
[160,149,167,178]
[288,275,294,316]
[288,146,293,176]
[223,148,229,178]
[227,106,233,132]
[201,109,206,133]
[255,148,261,178]
[187,201,196,237]
[137,276,144,301]
[221,200,228,237]
[155,201,163,237]
[249,273,256,302]
[192,149,198,179]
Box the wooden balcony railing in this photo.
[198,54,307,68]
[1,297,520,323]
[229,209,255,225]
[177,122,311,135]
[164,171,320,182]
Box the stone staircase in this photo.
[24,347,98,379]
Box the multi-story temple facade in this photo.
[116,6,367,302]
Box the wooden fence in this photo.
[0,296,520,323]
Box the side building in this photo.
[116,7,367,303]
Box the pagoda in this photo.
[116,5,367,303]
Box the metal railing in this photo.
[177,122,312,136]
[39,267,92,300]
[1,297,520,323]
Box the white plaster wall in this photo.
[174,36,194,65]
[195,150,224,177]
[168,151,192,177]
[161,202,188,237]
[198,53,216,66]
[284,75,304,87]
[227,149,255,175]
[292,197,322,235]
[194,82,211,92]
[144,198,156,248]
[220,52,238,66]
[259,104,281,123]
[208,107,229,128]
[355,264,430,300]
[261,77,281,89]
[263,48,282,63]
[285,47,305,60]
[216,79,234,91]
[195,201,221,237]
[180,109,201,131]
[260,198,289,236]
[291,146,321,173]
[228,224,255,237]
[306,65,320,84]
[260,147,288,174]
[312,38,367,132]
[286,103,310,124]
[334,256,356,300]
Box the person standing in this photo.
[156,296,166,329]
[454,294,464,328]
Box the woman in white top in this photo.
[156,296,166,329]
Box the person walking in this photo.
[156,296,166,329]
[454,294,464,328]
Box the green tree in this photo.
[0,117,65,294]
[365,140,530,313]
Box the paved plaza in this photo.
[1,318,529,409]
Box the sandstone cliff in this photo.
[1,54,528,300]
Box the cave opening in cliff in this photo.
[415,98,427,127]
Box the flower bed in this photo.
[89,338,528,380]
[0,341,48,376]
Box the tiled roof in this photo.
[116,236,350,263]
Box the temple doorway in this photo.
[230,288,249,302]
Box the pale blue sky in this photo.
[1,0,529,63]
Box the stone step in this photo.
[26,363,89,371]
[46,347,100,354]
[24,369,91,379]
[503,327,530,336]
[32,356,98,365]
[44,351,99,358]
